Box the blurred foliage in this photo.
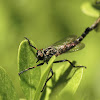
[0,0,100,100]
[81,1,99,17]
[0,67,18,100]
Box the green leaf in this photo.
[48,62,83,100]
[0,66,18,100]
[18,40,41,100]
[34,56,56,100]
[81,2,99,18]
[59,67,83,95]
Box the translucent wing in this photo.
[51,35,85,53]
[52,35,77,46]
[68,43,85,53]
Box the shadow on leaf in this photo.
[49,61,79,99]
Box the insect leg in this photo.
[18,62,44,75]
[53,60,87,68]
[24,37,38,50]
[41,68,54,92]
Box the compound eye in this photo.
[40,53,43,57]
[37,50,44,60]
[38,55,44,60]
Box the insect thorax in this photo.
[43,46,57,63]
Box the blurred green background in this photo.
[0,0,100,99]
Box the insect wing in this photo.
[68,43,85,53]
[52,35,77,46]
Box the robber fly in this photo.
[19,17,100,92]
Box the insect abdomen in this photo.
[55,44,73,56]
